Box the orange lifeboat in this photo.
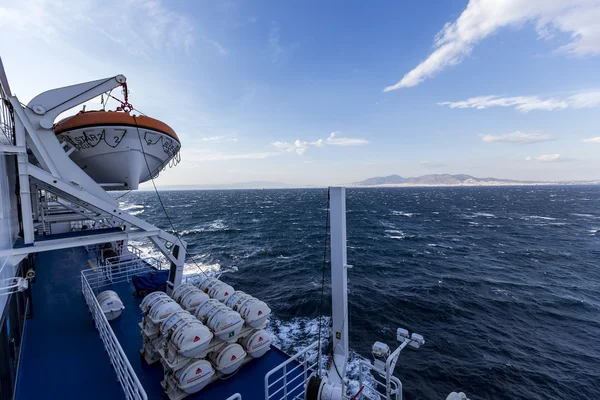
[54,110,181,190]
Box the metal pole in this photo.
[328,187,349,386]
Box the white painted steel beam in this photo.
[1,229,161,257]
[328,187,349,387]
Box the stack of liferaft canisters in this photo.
[139,276,272,400]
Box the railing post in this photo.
[303,352,308,394]
[283,365,287,399]
[359,362,364,400]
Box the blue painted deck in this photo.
[16,246,301,400]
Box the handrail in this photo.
[225,394,242,400]
[358,361,402,400]
[81,270,147,400]
[265,341,319,400]
[83,254,165,292]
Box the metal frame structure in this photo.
[0,56,186,290]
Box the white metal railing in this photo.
[225,394,242,400]
[81,270,147,400]
[265,341,320,400]
[83,253,166,292]
[358,361,402,400]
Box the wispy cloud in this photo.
[481,131,552,144]
[189,152,280,161]
[384,0,600,91]
[440,90,600,112]
[269,22,283,63]
[201,36,229,55]
[0,0,198,57]
[583,137,600,143]
[198,136,238,142]
[526,154,562,162]
[420,160,447,168]
[272,132,369,155]
[326,132,369,146]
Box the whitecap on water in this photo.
[523,215,556,221]
[472,212,496,218]
[119,203,144,211]
[266,315,375,397]
[391,210,415,217]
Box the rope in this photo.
[114,190,132,201]
[317,187,331,375]
[133,115,209,278]
[351,386,365,400]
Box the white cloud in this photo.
[272,132,368,155]
[583,136,600,143]
[189,152,280,162]
[326,132,369,146]
[533,154,561,162]
[0,0,229,59]
[201,36,229,55]
[525,156,532,161]
[197,136,237,142]
[269,22,283,63]
[480,131,552,144]
[384,0,600,91]
[439,90,600,112]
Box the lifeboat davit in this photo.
[53,110,181,190]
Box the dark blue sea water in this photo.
[118,186,600,400]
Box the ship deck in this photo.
[15,246,299,400]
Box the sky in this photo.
[1,0,600,186]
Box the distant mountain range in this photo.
[353,174,599,187]
[154,181,304,190]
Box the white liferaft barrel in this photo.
[240,329,271,358]
[225,291,246,308]
[210,343,246,375]
[97,290,124,321]
[207,309,244,341]
[174,359,215,394]
[240,299,271,328]
[194,299,224,324]
[228,292,254,313]
[160,311,196,337]
[208,281,235,303]
[180,289,211,313]
[148,298,182,325]
[199,277,218,292]
[171,320,213,358]
[171,283,197,303]
[140,291,169,312]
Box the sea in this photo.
[117,186,600,400]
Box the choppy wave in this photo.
[116,186,600,400]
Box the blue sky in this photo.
[1,0,599,186]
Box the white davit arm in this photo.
[27,74,126,129]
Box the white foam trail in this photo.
[524,215,556,221]
[266,315,376,397]
[391,211,415,217]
